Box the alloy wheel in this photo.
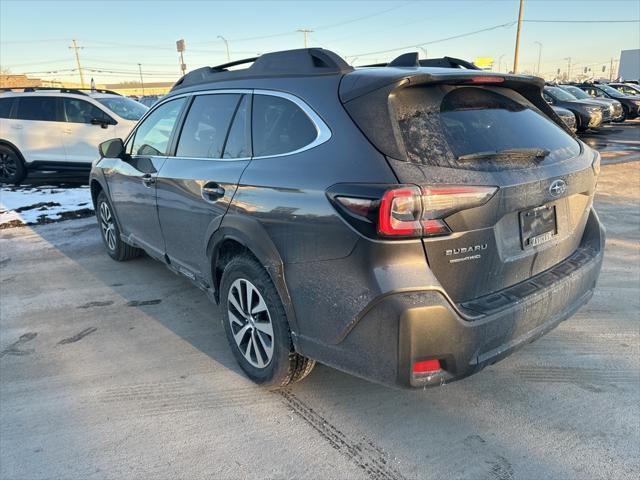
[0,151,18,180]
[227,278,274,368]
[99,201,117,251]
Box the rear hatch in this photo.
[340,69,598,304]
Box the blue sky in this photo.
[1,0,638,84]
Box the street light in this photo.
[498,54,506,73]
[534,41,543,75]
[416,46,428,59]
[138,63,145,96]
[564,57,572,80]
[218,35,230,63]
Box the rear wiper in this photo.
[457,148,551,162]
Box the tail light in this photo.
[376,185,497,238]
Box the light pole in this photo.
[534,41,542,75]
[512,0,525,73]
[297,29,313,48]
[564,57,572,80]
[218,35,230,63]
[138,63,145,96]
[417,46,427,59]
[498,54,506,72]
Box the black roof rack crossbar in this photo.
[360,54,480,70]
[172,48,354,91]
[210,57,259,71]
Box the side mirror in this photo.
[99,138,125,159]
[91,118,113,129]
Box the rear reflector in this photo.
[413,359,441,374]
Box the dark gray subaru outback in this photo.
[90,49,604,388]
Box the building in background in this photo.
[618,49,640,81]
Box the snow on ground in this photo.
[0,185,94,229]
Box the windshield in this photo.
[560,85,591,100]
[394,86,580,171]
[95,97,148,120]
[546,87,577,102]
[600,84,627,97]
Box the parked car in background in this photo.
[543,86,604,131]
[90,49,604,389]
[551,106,577,132]
[574,82,640,120]
[559,84,624,122]
[608,82,640,96]
[0,88,148,184]
[138,95,163,107]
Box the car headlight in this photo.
[633,100,640,106]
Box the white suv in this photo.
[0,88,148,183]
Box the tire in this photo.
[0,144,27,185]
[220,254,315,388]
[96,191,142,261]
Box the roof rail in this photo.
[0,86,122,96]
[172,48,354,91]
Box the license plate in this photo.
[519,204,557,249]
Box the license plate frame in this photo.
[519,204,557,249]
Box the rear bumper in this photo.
[298,208,604,388]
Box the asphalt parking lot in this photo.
[1,122,639,479]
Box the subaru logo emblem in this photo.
[549,179,566,197]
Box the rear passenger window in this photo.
[176,94,240,158]
[0,98,13,118]
[252,95,317,156]
[223,95,250,158]
[15,97,60,122]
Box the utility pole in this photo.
[534,41,542,75]
[176,39,187,76]
[69,39,85,88]
[138,63,145,96]
[218,36,231,62]
[512,0,524,73]
[297,29,313,48]
[564,57,572,80]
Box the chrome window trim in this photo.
[128,88,331,162]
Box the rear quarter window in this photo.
[393,86,581,171]
[252,95,317,157]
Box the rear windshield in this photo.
[393,86,581,171]
[560,85,591,100]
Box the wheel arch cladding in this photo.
[90,179,104,208]
[208,214,300,335]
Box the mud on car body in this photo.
[90,49,604,389]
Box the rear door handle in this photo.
[202,183,225,202]
[141,173,156,187]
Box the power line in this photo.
[349,21,516,57]
[311,2,412,30]
[524,19,639,23]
